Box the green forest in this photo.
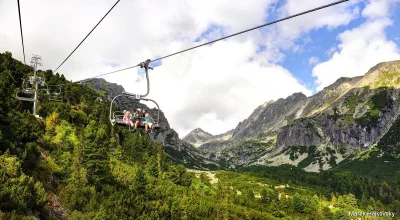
[1,51,399,219]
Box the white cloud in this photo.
[308,56,320,65]
[254,0,361,65]
[277,0,360,38]
[362,0,391,19]
[312,0,400,91]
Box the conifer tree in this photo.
[134,167,146,195]
[83,120,109,186]
[146,156,159,177]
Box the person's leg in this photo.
[134,120,139,129]
[144,122,148,133]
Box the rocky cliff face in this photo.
[195,60,400,171]
[83,78,219,170]
[231,93,308,140]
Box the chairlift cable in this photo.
[76,0,349,82]
[17,0,26,65]
[151,0,349,63]
[53,0,121,73]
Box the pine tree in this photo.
[134,167,146,195]
[293,193,305,213]
[83,120,109,186]
[146,156,159,177]
[260,188,271,204]
[199,173,211,186]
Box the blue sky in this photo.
[281,18,367,93]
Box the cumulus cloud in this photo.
[312,0,400,91]
[277,0,360,38]
[361,0,397,19]
[254,0,361,65]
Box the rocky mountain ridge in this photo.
[182,128,213,147]
[191,60,400,171]
[182,128,234,147]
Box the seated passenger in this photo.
[143,113,156,133]
[141,108,147,118]
[134,108,143,129]
[123,111,134,127]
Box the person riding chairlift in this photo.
[123,110,133,127]
[134,108,143,130]
[136,108,154,133]
[143,113,156,133]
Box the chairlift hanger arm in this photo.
[122,58,152,98]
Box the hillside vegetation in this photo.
[1,52,400,219]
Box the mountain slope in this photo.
[198,60,400,171]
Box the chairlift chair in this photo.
[110,95,161,131]
[47,85,63,102]
[109,59,161,132]
[16,78,36,102]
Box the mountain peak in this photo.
[193,128,206,133]
[183,128,214,147]
[289,92,307,100]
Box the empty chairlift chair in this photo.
[16,77,36,102]
[47,85,63,102]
